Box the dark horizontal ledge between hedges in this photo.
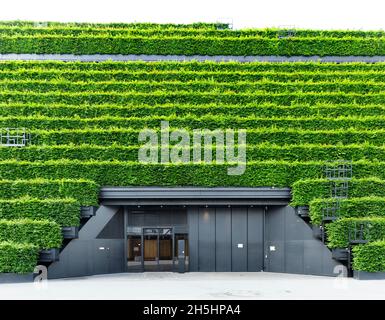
[2,54,385,62]
[99,187,291,206]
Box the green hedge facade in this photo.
[0,241,38,273]
[353,241,385,272]
[0,198,80,226]
[326,218,385,248]
[309,197,385,224]
[0,219,62,249]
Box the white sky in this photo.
[0,0,384,31]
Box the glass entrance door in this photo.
[143,227,173,271]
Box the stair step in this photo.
[80,206,98,219]
[332,248,349,261]
[296,206,309,218]
[61,226,79,239]
[38,248,60,263]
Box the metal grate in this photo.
[331,180,349,199]
[321,199,340,221]
[277,25,296,39]
[319,160,353,243]
[324,160,353,180]
[349,222,369,244]
[0,128,31,147]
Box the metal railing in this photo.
[0,128,31,147]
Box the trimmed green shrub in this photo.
[0,21,230,30]
[4,69,385,84]
[2,143,385,163]
[0,198,80,226]
[4,102,385,119]
[4,91,385,106]
[4,114,385,130]
[0,241,38,273]
[326,217,385,248]
[0,159,321,187]
[4,61,385,73]
[0,219,62,249]
[2,35,385,56]
[309,197,385,224]
[3,26,385,38]
[353,241,385,272]
[291,177,385,206]
[0,159,384,188]
[2,79,385,94]
[0,179,99,205]
[32,127,385,146]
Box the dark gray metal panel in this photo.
[49,240,91,278]
[304,241,325,276]
[100,187,291,206]
[49,239,126,279]
[322,244,342,276]
[265,207,285,273]
[80,206,120,240]
[92,240,110,275]
[247,207,264,271]
[103,200,290,206]
[198,208,216,271]
[108,240,126,273]
[171,208,188,225]
[144,212,160,226]
[97,208,124,239]
[187,208,199,271]
[231,207,248,272]
[129,212,144,226]
[49,206,125,279]
[285,241,304,274]
[215,208,232,272]
[265,241,285,273]
[265,206,341,277]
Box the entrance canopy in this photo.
[99,187,291,206]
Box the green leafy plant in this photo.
[353,241,385,272]
[326,217,385,248]
[0,218,62,248]
[0,241,38,273]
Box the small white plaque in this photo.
[99,247,105,250]
[237,243,244,248]
[270,246,276,251]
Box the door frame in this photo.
[141,226,174,271]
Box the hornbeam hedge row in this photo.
[5,61,385,72]
[3,27,385,38]
[0,21,230,30]
[6,115,385,130]
[3,144,385,162]
[353,241,385,272]
[310,197,385,225]
[0,179,99,205]
[4,79,385,94]
[3,103,385,118]
[326,218,385,248]
[1,160,385,187]
[31,128,385,146]
[291,178,385,206]
[4,70,385,83]
[5,91,385,105]
[0,241,38,273]
[0,198,80,226]
[0,219,62,249]
[3,36,385,55]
